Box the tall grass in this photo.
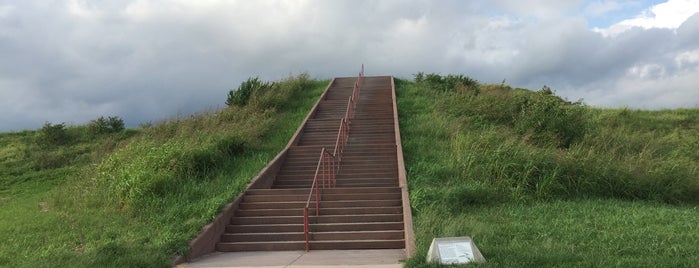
[397,75,699,267]
[0,74,327,267]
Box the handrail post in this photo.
[304,207,309,251]
[326,153,329,189]
[315,177,319,216]
[322,150,326,189]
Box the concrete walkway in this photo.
[177,249,405,268]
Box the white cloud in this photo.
[674,49,699,68]
[596,0,699,36]
[66,0,100,19]
[0,0,698,131]
[588,66,699,108]
[627,63,667,78]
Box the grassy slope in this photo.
[396,77,699,267]
[0,127,138,266]
[0,76,327,267]
[2,73,697,267]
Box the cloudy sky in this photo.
[1,0,698,131]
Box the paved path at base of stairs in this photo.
[178,249,405,268]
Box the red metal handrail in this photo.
[303,65,365,251]
[333,118,350,171]
[304,148,336,251]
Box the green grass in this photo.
[3,73,697,267]
[0,74,327,267]
[396,76,699,267]
[411,200,699,267]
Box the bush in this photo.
[227,74,312,109]
[89,116,125,135]
[226,77,270,106]
[36,122,70,147]
[414,72,478,93]
[248,73,312,110]
[441,80,588,148]
[514,91,588,148]
[108,116,125,132]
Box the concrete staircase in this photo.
[216,76,405,252]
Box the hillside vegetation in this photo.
[0,74,327,267]
[396,74,699,267]
[2,72,697,267]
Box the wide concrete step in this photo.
[348,137,396,142]
[340,151,396,157]
[243,192,401,202]
[217,241,304,251]
[226,221,404,233]
[272,182,398,188]
[297,142,339,146]
[309,240,405,250]
[277,167,397,176]
[350,123,395,128]
[221,232,304,242]
[238,199,402,210]
[349,128,395,133]
[221,230,405,242]
[349,128,394,132]
[324,95,353,101]
[231,214,404,225]
[284,154,396,161]
[274,175,399,180]
[235,206,403,217]
[277,171,397,178]
[217,239,404,251]
[274,182,398,189]
[275,172,398,180]
[279,162,398,170]
[273,178,398,187]
[245,187,400,195]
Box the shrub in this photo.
[413,72,478,93]
[413,72,425,83]
[514,91,588,148]
[248,73,312,110]
[227,77,270,106]
[441,80,588,148]
[36,122,70,147]
[89,116,125,134]
[108,116,125,132]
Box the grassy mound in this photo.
[397,75,699,267]
[3,72,696,267]
[0,74,327,267]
